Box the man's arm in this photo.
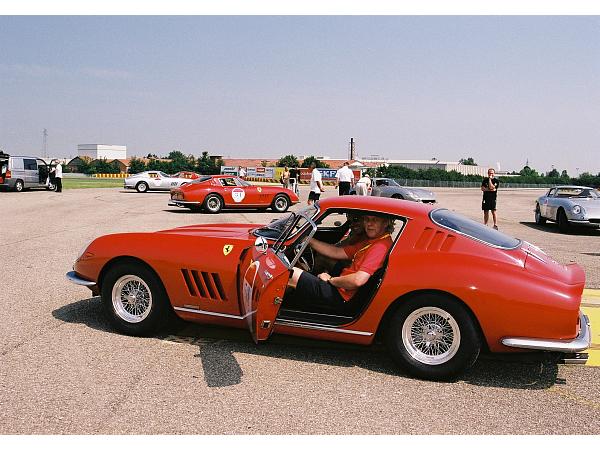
[309,238,349,260]
[318,270,370,290]
[317,180,325,192]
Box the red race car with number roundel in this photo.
[168,174,299,213]
[66,196,591,381]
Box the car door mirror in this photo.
[254,236,268,254]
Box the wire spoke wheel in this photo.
[401,307,460,365]
[273,194,289,212]
[112,275,153,323]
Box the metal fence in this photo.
[394,179,554,189]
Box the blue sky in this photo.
[0,15,598,176]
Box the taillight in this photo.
[5,169,11,179]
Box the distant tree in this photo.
[128,157,146,174]
[196,151,221,175]
[146,153,159,159]
[547,168,560,178]
[277,155,300,167]
[261,160,269,167]
[458,157,477,166]
[561,170,569,178]
[301,156,330,168]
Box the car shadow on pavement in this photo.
[520,221,600,236]
[53,297,561,390]
[162,208,272,214]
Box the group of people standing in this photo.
[303,161,373,206]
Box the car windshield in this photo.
[158,171,169,178]
[191,176,213,184]
[556,188,598,198]
[254,204,318,239]
[430,209,521,249]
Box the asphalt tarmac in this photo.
[0,185,598,434]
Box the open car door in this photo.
[241,212,317,343]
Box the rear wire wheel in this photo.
[386,293,480,380]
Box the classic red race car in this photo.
[168,174,299,213]
[66,196,591,380]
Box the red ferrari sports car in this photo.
[169,175,299,213]
[67,196,591,380]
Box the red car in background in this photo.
[169,174,300,213]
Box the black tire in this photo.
[534,204,546,225]
[101,262,171,336]
[14,179,24,192]
[203,193,223,213]
[557,208,570,233]
[385,293,481,381]
[271,194,290,212]
[136,181,149,193]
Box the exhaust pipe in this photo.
[559,353,589,364]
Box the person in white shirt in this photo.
[355,172,371,196]
[238,166,246,178]
[51,160,63,192]
[335,161,355,196]
[308,162,324,205]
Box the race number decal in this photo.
[232,188,245,203]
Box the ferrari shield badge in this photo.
[223,244,234,256]
[257,186,262,193]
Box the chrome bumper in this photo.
[168,200,201,207]
[66,271,97,287]
[501,311,591,353]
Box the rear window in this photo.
[430,209,521,249]
[192,176,213,184]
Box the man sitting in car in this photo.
[287,215,394,307]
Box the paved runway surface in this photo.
[0,186,598,434]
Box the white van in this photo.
[0,154,54,192]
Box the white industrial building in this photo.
[361,158,499,177]
[78,144,127,160]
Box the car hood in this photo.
[405,187,435,198]
[156,223,258,239]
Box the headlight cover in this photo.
[572,205,583,215]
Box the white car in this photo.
[123,171,198,193]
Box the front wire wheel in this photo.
[111,275,153,324]
[101,262,172,335]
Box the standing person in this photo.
[51,160,63,193]
[281,166,291,189]
[481,168,500,229]
[355,172,371,196]
[308,162,324,205]
[289,166,299,195]
[238,166,246,179]
[335,161,354,196]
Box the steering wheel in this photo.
[293,241,314,272]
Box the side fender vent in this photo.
[414,228,456,252]
[181,269,227,301]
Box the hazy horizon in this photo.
[1,16,598,177]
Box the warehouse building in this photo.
[77,144,127,160]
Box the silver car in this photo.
[352,177,436,203]
[535,185,600,233]
[123,171,195,193]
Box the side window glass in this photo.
[317,212,350,229]
[24,159,38,170]
[12,158,24,170]
[548,189,556,197]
